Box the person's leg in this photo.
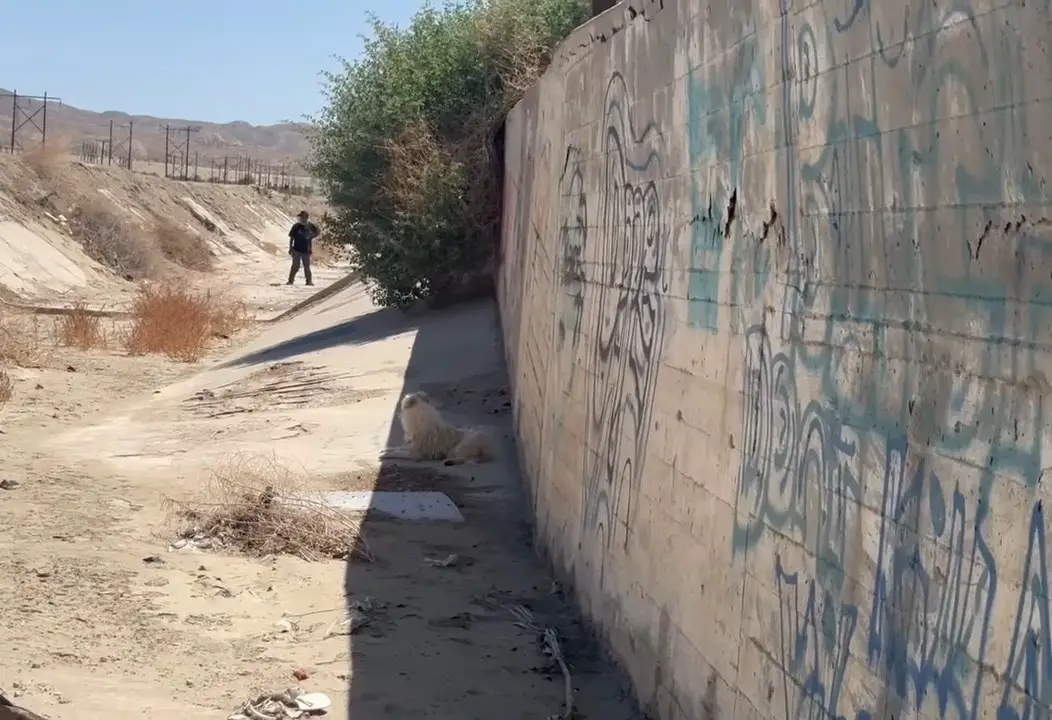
[287,251,302,285]
[303,252,313,286]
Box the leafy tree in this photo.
[309,0,589,306]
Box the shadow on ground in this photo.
[332,299,643,719]
[222,306,421,369]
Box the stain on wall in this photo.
[497,0,1052,718]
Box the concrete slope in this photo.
[45,283,417,474]
[0,151,324,308]
[39,281,638,719]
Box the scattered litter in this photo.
[142,555,164,565]
[228,687,330,719]
[294,693,331,713]
[0,479,19,490]
[274,619,296,633]
[324,610,371,638]
[195,576,233,598]
[424,553,459,568]
[167,535,214,552]
[291,669,310,681]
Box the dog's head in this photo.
[401,391,432,411]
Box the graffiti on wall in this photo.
[556,145,587,356]
[679,0,1052,716]
[539,144,589,530]
[685,23,766,333]
[581,71,670,556]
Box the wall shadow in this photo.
[340,298,643,719]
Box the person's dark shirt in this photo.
[289,221,318,253]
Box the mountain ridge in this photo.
[0,88,311,170]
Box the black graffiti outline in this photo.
[556,144,587,353]
[582,71,670,555]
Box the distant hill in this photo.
[0,89,311,172]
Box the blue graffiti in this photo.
[776,554,858,720]
[867,434,997,719]
[685,31,766,333]
[997,501,1052,720]
[682,0,1052,716]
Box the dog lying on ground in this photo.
[380,391,495,466]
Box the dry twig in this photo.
[507,604,574,719]
[164,453,374,562]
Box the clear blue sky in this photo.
[1,0,424,126]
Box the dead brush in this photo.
[69,196,161,279]
[163,454,374,562]
[208,294,249,339]
[0,309,44,367]
[152,217,214,271]
[0,369,12,408]
[123,283,247,362]
[21,141,66,180]
[55,302,107,350]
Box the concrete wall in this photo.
[497,0,1052,718]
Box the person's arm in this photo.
[308,223,320,254]
[288,225,296,253]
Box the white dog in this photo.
[381,391,495,465]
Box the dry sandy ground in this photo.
[0,256,641,719]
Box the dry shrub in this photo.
[0,369,12,408]
[164,453,373,562]
[22,141,66,180]
[123,283,247,362]
[56,302,107,350]
[209,295,249,338]
[0,309,43,367]
[152,218,214,271]
[69,196,160,279]
[382,121,462,216]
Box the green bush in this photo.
[308,0,589,306]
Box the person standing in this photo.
[287,210,319,286]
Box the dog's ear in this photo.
[415,391,431,404]
[403,394,418,408]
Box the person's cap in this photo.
[297,210,309,218]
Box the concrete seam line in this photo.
[264,271,361,324]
